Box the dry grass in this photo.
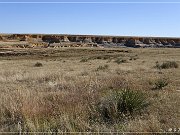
[0,47,179,133]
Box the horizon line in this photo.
[1,1,180,4]
[1,33,180,39]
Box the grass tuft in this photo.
[153,78,169,90]
[96,65,109,71]
[34,62,43,67]
[155,61,178,69]
[96,89,149,123]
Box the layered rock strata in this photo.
[0,34,180,48]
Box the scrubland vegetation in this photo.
[0,48,179,133]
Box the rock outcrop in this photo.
[0,34,180,48]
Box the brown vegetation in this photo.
[0,48,179,133]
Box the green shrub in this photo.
[114,58,127,64]
[116,90,148,115]
[154,78,169,90]
[96,89,149,123]
[155,61,178,69]
[34,62,43,67]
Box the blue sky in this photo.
[0,0,180,37]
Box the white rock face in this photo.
[83,37,92,43]
[62,36,70,42]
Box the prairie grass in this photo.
[155,61,179,69]
[0,48,179,133]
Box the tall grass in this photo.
[0,48,179,133]
[94,89,149,123]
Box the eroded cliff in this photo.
[0,34,180,48]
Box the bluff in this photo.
[0,34,180,48]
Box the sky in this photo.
[0,0,180,37]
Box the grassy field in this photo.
[0,47,179,133]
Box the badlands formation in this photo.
[0,34,180,48]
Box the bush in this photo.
[116,90,148,115]
[154,78,169,90]
[161,61,178,69]
[114,58,127,64]
[34,62,43,67]
[80,58,89,62]
[155,61,178,69]
[96,65,109,71]
[96,89,149,123]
